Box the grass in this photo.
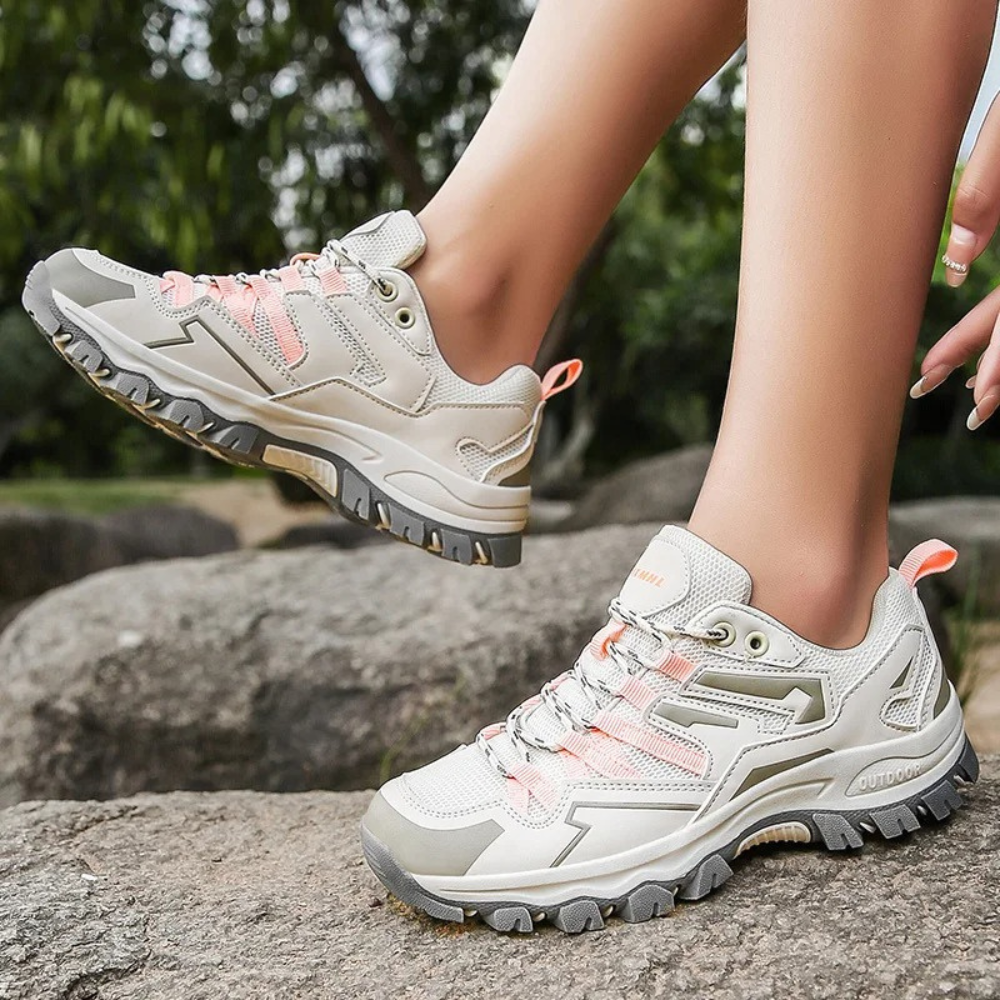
[0,478,191,516]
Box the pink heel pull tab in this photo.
[540,359,583,401]
[899,539,958,588]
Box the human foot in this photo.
[22,212,580,567]
[361,526,977,932]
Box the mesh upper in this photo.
[399,744,508,818]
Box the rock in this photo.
[526,497,574,533]
[0,524,663,805]
[563,444,712,531]
[1,764,997,1000]
[102,504,238,561]
[0,508,130,609]
[0,505,238,619]
[891,498,1000,613]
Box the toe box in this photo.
[361,786,504,877]
[43,248,143,308]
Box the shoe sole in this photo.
[21,262,523,568]
[361,737,979,935]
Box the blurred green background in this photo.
[1,0,998,501]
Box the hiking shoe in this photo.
[22,211,580,566]
[361,525,978,932]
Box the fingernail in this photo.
[952,225,977,248]
[968,388,1000,431]
[967,375,977,389]
[910,364,954,398]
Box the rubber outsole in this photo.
[21,261,523,568]
[361,737,979,935]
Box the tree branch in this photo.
[328,23,433,209]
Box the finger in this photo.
[911,284,1000,397]
[945,92,1000,287]
[969,310,1000,430]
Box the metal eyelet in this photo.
[745,631,769,657]
[375,279,398,302]
[712,621,737,647]
[395,307,415,329]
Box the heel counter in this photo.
[912,589,955,725]
[486,359,582,486]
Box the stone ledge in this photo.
[1,757,997,1000]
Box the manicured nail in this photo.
[910,364,954,398]
[968,388,1000,431]
[967,375,977,389]
[952,224,977,247]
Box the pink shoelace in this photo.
[159,238,388,364]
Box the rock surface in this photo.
[0,524,663,805]
[563,445,712,531]
[891,498,1000,613]
[1,759,997,1000]
[0,505,238,623]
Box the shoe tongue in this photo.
[484,526,752,778]
[339,210,427,269]
[618,525,752,622]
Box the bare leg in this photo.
[413,0,746,382]
[690,0,996,646]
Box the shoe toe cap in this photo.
[361,787,503,877]
[44,248,142,308]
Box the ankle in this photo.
[411,211,548,383]
[689,517,888,648]
[755,553,887,649]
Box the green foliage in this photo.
[0,5,995,499]
[570,63,745,468]
[0,0,530,478]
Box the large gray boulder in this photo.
[0,505,238,621]
[563,444,712,531]
[891,498,1000,613]
[0,524,661,806]
[1,763,997,1000]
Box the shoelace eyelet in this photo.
[745,631,769,656]
[395,307,415,329]
[375,279,398,302]
[712,621,737,647]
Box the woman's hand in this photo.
[913,92,1000,429]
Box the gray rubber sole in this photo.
[361,738,979,935]
[21,261,523,568]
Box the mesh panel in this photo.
[421,348,542,413]
[400,744,507,817]
[339,211,426,268]
[251,300,282,363]
[458,427,533,483]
